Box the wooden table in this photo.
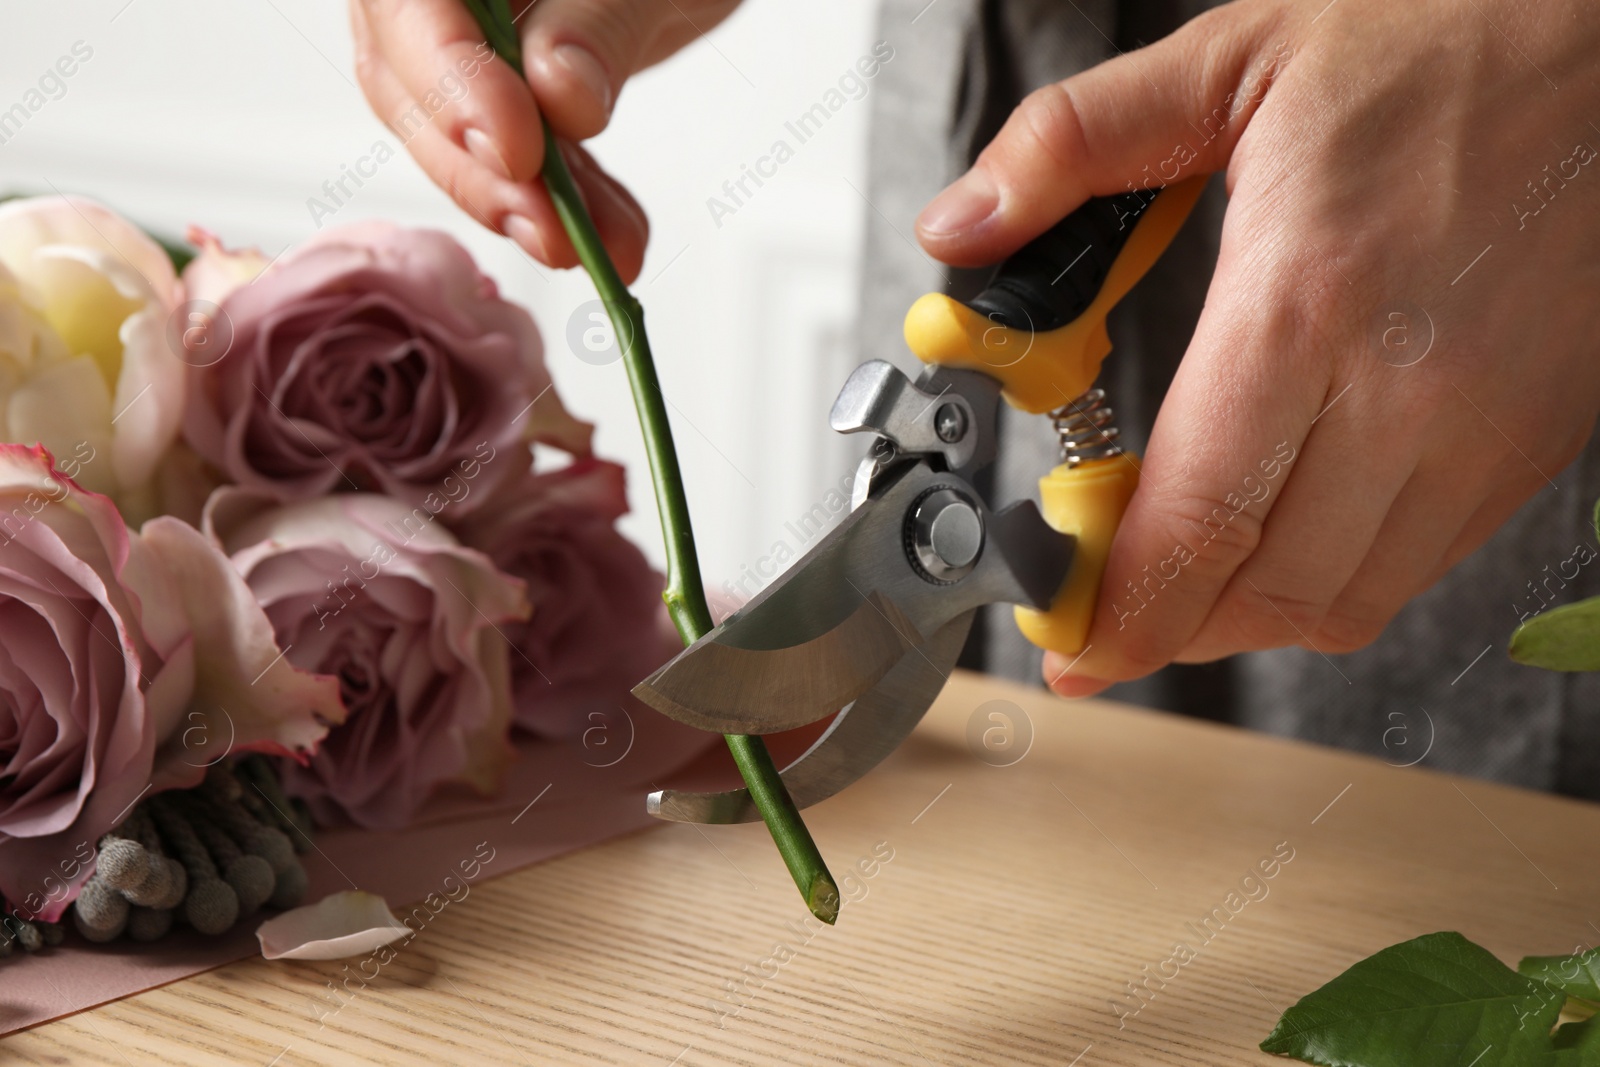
[10,669,1600,1065]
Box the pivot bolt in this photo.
[908,487,984,582]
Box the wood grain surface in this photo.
[8,669,1600,1066]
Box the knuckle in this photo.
[1111,644,1173,681]
[1217,586,1320,651]
[1092,618,1171,678]
[1157,492,1267,573]
[448,185,492,230]
[1097,495,1273,669]
[1008,83,1090,174]
[352,46,384,92]
[1253,245,1358,352]
[1540,423,1591,474]
[1311,606,1389,655]
[356,0,405,27]
[533,4,644,71]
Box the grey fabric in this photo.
[858,0,1600,798]
[857,0,977,385]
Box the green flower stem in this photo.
[463,0,838,924]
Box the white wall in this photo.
[0,0,881,605]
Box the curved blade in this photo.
[633,462,1069,734]
[646,612,973,824]
[630,590,923,735]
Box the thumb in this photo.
[916,7,1290,266]
[520,0,694,141]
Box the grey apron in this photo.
[858,0,1600,799]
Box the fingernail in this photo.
[585,166,634,223]
[503,214,550,261]
[463,128,512,180]
[553,43,613,118]
[918,170,998,236]
[1056,681,1107,703]
[575,155,648,246]
[1048,671,1108,700]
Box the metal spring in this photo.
[1051,388,1122,466]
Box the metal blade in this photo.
[646,612,973,823]
[628,588,923,735]
[632,461,1070,734]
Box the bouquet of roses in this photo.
[0,196,681,951]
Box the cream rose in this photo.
[0,196,185,522]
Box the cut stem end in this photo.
[808,872,841,925]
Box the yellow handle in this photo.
[901,176,1204,656]
[1014,455,1139,656]
[902,175,1206,413]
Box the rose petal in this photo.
[0,196,176,309]
[455,459,676,739]
[524,390,592,459]
[109,303,187,510]
[256,890,409,961]
[20,248,146,379]
[0,264,71,427]
[202,487,525,829]
[5,354,114,496]
[0,445,164,915]
[180,226,269,306]
[129,516,345,771]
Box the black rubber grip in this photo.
[965,188,1164,332]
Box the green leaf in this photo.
[1521,948,1600,1002]
[152,232,194,273]
[1261,931,1565,1066]
[1552,1019,1600,1066]
[1511,597,1600,672]
[1591,497,1600,546]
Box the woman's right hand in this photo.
[350,0,741,282]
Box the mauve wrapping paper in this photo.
[0,702,829,1037]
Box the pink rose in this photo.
[204,486,529,830]
[180,221,590,514]
[0,445,341,921]
[455,459,680,739]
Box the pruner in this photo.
[634,176,1207,823]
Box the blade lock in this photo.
[829,361,998,476]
